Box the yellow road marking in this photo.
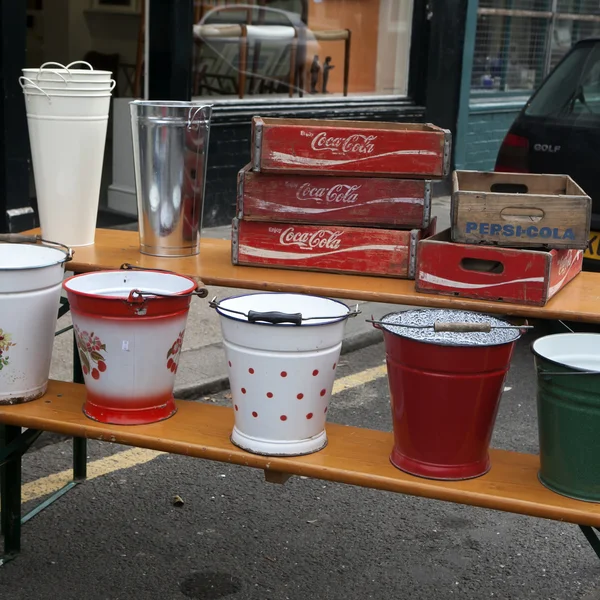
[332,364,387,395]
[15,363,388,505]
[22,447,164,503]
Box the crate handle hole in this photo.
[491,183,529,194]
[460,258,505,274]
[500,206,544,222]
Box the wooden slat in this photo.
[3,380,600,527]
[46,228,600,323]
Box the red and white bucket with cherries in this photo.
[63,266,206,425]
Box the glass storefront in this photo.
[191,0,413,99]
[472,0,600,94]
[22,0,416,226]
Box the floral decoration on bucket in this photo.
[0,329,16,370]
[75,325,107,380]
[167,331,184,374]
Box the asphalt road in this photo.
[1,331,600,600]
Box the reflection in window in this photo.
[191,0,413,100]
[472,3,600,94]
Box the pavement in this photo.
[3,337,600,599]
[48,195,453,398]
[5,195,600,598]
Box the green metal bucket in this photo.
[532,333,600,502]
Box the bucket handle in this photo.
[120,263,208,301]
[187,105,211,130]
[19,77,51,100]
[209,297,360,323]
[0,234,73,261]
[29,71,69,84]
[367,318,532,333]
[39,61,69,71]
[65,61,94,71]
[126,288,209,305]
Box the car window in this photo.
[525,43,600,119]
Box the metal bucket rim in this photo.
[0,242,71,271]
[212,292,352,327]
[532,333,600,375]
[62,269,198,301]
[376,308,522,347]
[130,100,213,107]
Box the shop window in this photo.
[191,0,413,99]
[472,1,600,95]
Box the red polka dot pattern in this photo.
[252,411,258,418]
[312,369,319,376]
[228,361,232,367]
[324,407,328,413]
[280,371,287,378]
[297,393,304,400]
[266,392,273,398]
[306,413,313,420]
[280,415,287,421]
[241,387,246,394]
[320,389,326,397]
[248,368,254,374]
[234,404,238,411]
[333,363,336,369]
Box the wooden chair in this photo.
[193,3,300,99]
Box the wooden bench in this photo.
[1,228,600,566]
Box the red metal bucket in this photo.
[374,309,521,480]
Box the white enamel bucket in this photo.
[20,77,116,93]
[21,77,112,247]
[22,61,112,82]
[25,114,109,247]
[0,236,72,404]
[211,293,359,456]
[63,268,206,425]
[22,88,112,117]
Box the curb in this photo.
[174,328,384,400]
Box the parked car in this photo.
[495,38,600,272]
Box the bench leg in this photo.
[0,425,23,561]
[72,332,87,481]
[579,526,600,561]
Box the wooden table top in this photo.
[3,380,600,527]
[55,228,600,323]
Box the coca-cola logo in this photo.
[310,132,377,155]
[296,183,361,204]
[557,251,576,276]
[279,227,343,250]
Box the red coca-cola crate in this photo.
[416,229,583,306]
[237,164,432,228]
[251,117,451,178]
[232,218,435,278]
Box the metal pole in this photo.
[72,332,87,481]
[0,425,22,556]
[148,0,194,101]
[424,0,470,165]
[0,0,35,233]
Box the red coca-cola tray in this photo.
[416,229,583,306]
[237,164,432,228]
[251,117,451,178]
[232,218,435,278]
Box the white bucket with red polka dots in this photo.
[211,293,359,456]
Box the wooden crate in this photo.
[232,218,436,278]
[237,164,432,228]
[251,117,451,178]
[451,170,591,250]
[416,229,583,306]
